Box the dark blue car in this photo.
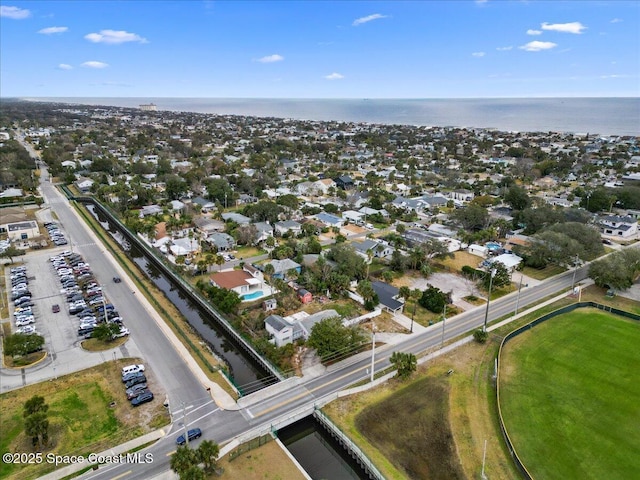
[176,428,202,445]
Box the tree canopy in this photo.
[588,249,640,290]
[308,316,367,361]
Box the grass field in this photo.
[219,440,306,480]
[355,376,466,480]
[0,359,170,480]
[499,309,640,480]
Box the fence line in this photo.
[496,302,640,479]
[313,408,386,480]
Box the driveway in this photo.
[407,270,542,311]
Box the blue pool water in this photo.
[486,242,501,251]
[242,291,264,300]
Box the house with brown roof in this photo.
[209,264,265,300]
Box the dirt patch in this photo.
[355,376,465,480]
[343,224,367,235]
[439,251,485,272]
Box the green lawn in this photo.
[499,309,640,480]
[521,264,566,280]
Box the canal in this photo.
[278,416,370,480]
[86,204,274,394]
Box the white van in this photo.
[121,364,145,378]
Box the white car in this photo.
[16,317,35,327]
[16,325,37,334]
[114,327,130,338]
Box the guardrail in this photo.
[71,195,284,388]
[496,302,640,479]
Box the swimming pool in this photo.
[242,290,264,301]
[486,241,501,251]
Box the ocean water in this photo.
[28,97,639,136]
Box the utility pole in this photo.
[571,255,579,293]
[370,323,376,383]
[441,304,446,349]
[514,274,523,316]
[483,269,496,332]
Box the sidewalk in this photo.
[61,188,238,411]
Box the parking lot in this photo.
[1,246,144,392]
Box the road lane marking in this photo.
[111,471,131,480]
[166,450,176,457]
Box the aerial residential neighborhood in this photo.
[1,100,639,480]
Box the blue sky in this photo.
[1,1,638,98]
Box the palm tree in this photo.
[170,446,199,478]
[263,263,275,286]
[214,254,225,271]
[197,440,220,472]
[399,285,412,305]
[408,247,425,271]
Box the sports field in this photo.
[499,308,640,480]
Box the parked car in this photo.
[16,325,37,334]
[124,374,147,389]
[122,371,145,383]
[78,326,95,337]
[52,304,60,313]
[176,428,202,445]
[125,383,148,399]
[131,391,154,407]
[114,327,130,338]
[16,317,35,327]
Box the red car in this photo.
[52,304,60,313]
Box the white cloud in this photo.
[496,46,513,51]
[527,29,542,35]
[610,18,622,23]
[600,74,628,79]
[475,0,488,4]
[519,41,558,52]
[57,64,73,70]
[472,52,485,57]
[84,29,148,44]
[541,22,587,34]
[324,72,344,80]
[38,26,68,34]
[256,54,284,63]
[0,5,31,19]
[81,61,109,69]
[352,13,388,26]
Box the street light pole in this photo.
[181,401,189,446]
[481,439,488,480]
[483,269,496,332]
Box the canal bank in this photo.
[75,196,279,394]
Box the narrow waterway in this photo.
[278,417,369,480]
[85,205,274,394]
